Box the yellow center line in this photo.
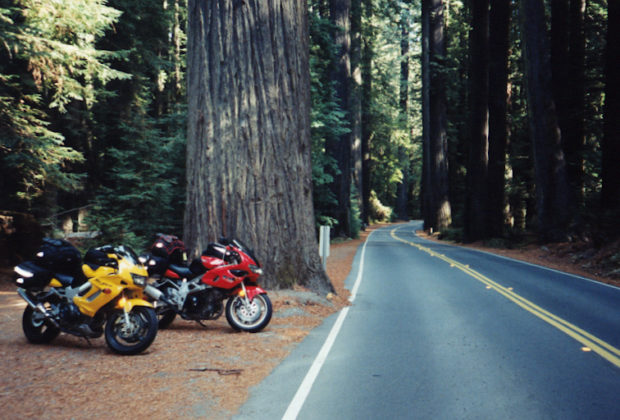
[390,226,620,368]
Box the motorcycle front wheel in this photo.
[225,293,272,333]
[105,306,158,355]
[22,305,60,344]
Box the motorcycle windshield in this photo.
[231,238,260,266]
[113,245,141,266]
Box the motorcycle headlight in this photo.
[14,266,34,278]
[131,273,147,287]
[249,264,263,275]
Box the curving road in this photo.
[237,222,620,419]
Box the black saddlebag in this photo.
[14,261,53,289]
[34,238,82,277]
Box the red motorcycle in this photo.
[143,236,272,333]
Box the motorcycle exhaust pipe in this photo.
[16,288,60,328]
[144,284,175,307]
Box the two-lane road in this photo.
[237,222,620,419]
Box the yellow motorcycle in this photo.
[14,240,159,355]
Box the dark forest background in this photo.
[1,0,618,276]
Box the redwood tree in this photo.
[327,0,352,236]
[602,0,620,232]
[487,0,510,238]
[520,0,571,241]
[465,0,490,242]
[422,0,452,231]
[185,0,332,293]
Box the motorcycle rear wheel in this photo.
[105,306,158,355]
[225,293,272,333]
[22,306,60,344]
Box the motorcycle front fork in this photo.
[239,282,252,306]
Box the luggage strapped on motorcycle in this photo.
[150,234,187,265]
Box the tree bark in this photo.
[426,0,452,230]
[396,7,410,221]
[487,0,510,238]
[327,0,352,236]
[565,0,586,206]
[185,0,332,293]
[421,0,431,228]
[520,0,571,242]
[602,0,620,231]
[465,0,489,242]
[350,0,363,225]
[361,0,373,226]
[552,0,585,207]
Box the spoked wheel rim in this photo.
[105,307,158,355]
[226,294,272,332]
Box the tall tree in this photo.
[185,0,332,293]
[602,0,620,231]
[421,0,431,226]
[360,0,374,225]
[465,0,489,241]
[423,0,452,231]
[551,0,586,208]
[395,4,411,221]
[327,0,353,236]
[520,0,571,241]
[487,0,511,237]
[350,0,364,225]
[565,0,586,206]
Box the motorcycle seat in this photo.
[169,264,194,279]
[55,273,75,287]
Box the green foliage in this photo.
[0,0,128,212]
[364,0,420,211]
[309,8,348,229]
[83,0,187,248]
[87,104,186,250]
[369,190,393,222]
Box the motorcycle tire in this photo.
[156,286,177,329]
[22,306,60,344]
[104,306,158,355]
[225,293,272,333]
[157,309,176,329]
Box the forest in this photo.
[1,0,618,289]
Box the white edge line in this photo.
[410,226,620,291]
[281,229,376,420]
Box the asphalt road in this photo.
[237,221,620,419]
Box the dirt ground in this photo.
[0,223,617,419]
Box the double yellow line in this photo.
[391,227,620,369]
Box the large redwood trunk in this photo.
[487,0,510,238]
[520,0,572,241]
[424,0,452,231]
[185,0,332,293]
[602,0,620,233]
[465,0,490,242]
